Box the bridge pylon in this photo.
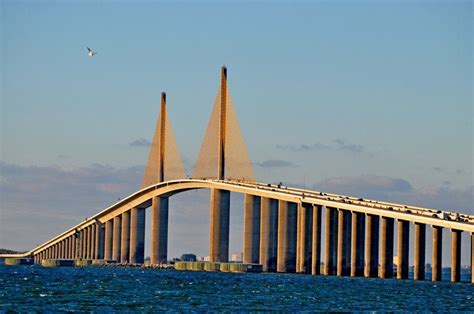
[140,92,185,265]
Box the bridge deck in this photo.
[2,178,473,259]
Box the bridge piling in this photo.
[209,189,230,262]
[365,214,379,277]
[277,201,297,272]
[311,205,322,275]
[87,226,93,259]
[351,212,365,277]
[296,203,312,273]
[104,220,113,260]
[259,197,278,272]
[324,206,338,275]
[151,196,169,265]
[397,220,410,279]
[90,226,96,259]
[337,209,351,276]
[112,216,122,262]
[380,217,394,278]
[451,229,462,282]
[471,233,474,284]
[414,223,426,280]
[431,226,443,281]
[243,194,261,264]
[95,223,104,259]
[130,207,146,264]
[121,211,131,263]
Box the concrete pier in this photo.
[112,215,122,261]
[414,223,426,280]
[337,209,351,276]
[324,207,338,275]
[151,196,169,265]
[471,233,474,284]
[121,211,131,263]
[277,201,297,273]
[104,220,113,260]
[365,214,379,277]
[397,220,410,279]
[351,212,365,277]
[90,225,96,259]
[243,194,261,264]
[380,217,394,278]
[296,203,313,273]
[432,226,442,281]
[130,207,146,264]
[87,227,92,259]
[451,229,461,282]
[95,223,104,260]
[81,229,86,259]
[209,189,230,262]
[259,197,278,272]
[311,205,322,275]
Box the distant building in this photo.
[231,252,243,262]
[180,253,197,262]
[202,256,211,261]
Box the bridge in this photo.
[3,67,473,284]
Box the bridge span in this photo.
[2,67,473,284]
[6,178,474,283]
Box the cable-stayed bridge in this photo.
[2,67,473,283]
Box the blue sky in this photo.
[1,1,472,264]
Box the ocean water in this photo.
[0,265,473,311]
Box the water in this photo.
[1,265,473,311]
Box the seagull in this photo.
[86,47,97,57]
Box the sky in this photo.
[1,1,473,265]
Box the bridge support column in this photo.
[121,211,131,263]
[112,216,122,262]
[297,203,313,273]
[63,238,68,259]
[130,207,146,264]
[84,227,89,259]
[259,197,278,272]
[58,242,63,259]
[365,214,379,277]
[451,229,462,283]
[81,229,86,259]
[151,197,169,265]
[337,209,351,276]
[104,220,113,260]
[414,223,426,280]
[350,212,365,277]
[73,234,77,259]
[84,228,89,259]
[70,235,75,258]
[432,226,442,281]
[311,205,322,275]
[67,239,71,258]
[471,233,474,284]
[95,223,104,260]
[277,201,297,273]
[209,189,230,262]
[397,220,409,279]
[243,194,261,264]
[380,217,394,278]
[324,206,338,275]
[90,225,96,259]
[88,226,93,259]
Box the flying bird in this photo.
[86,47,97,57]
